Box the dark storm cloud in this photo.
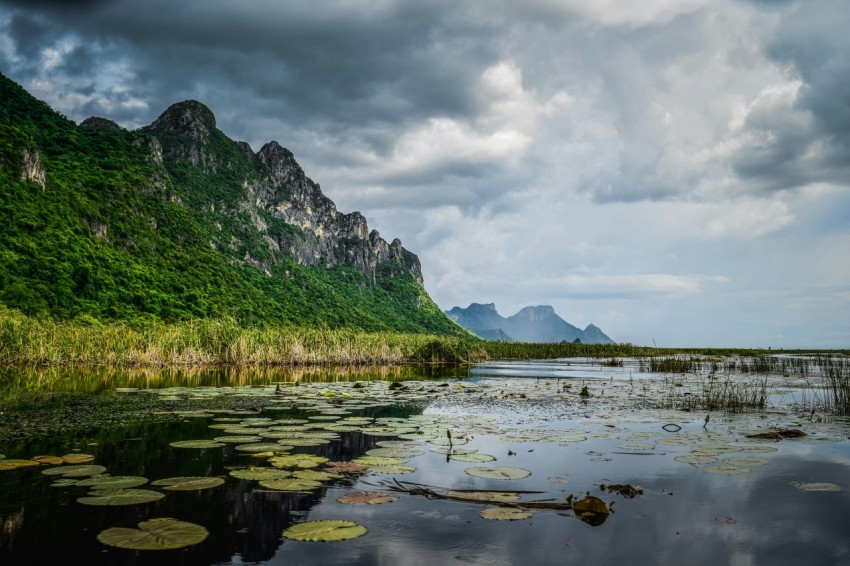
[734,0,850,190]
[0,0,499,145]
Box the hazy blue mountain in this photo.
[445,303,614,344]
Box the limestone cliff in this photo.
[141,100,422,285]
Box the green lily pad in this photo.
[674,455,718,466]
[0,454,5,460]
[723,457,769,468]
[283,520,368,542]
[78,488,165,506]
[792,482,842,492]
[0,459,41,471]
[270,438,331,446]
[97,518,208,550]
[291,470,342,481]
[169,440,224,449]
[352,456,407,466]
[76,476,149,489]
[465,467,531,480]
[449,453,496,463]
[42,465,107,478]
[61,453,96,464]
[151,477,225,491]
[480,507,534,521]
[235,443,292,453]
[269,455,329,469]
[213,435,264,444]
[365,448,424,458]
[229,467,292,481]
[336,491,398,505]
[323,461,369,474]
[51,479,79,487]
[259,478,322,491]
[429,447,477,455]
[447,490,520,502]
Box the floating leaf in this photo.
[792,482,842,492]
[0,459,42,471]
[61,453,96,464]
[446,490,520,502]
[283,520,368,542]
[42,465,106,478]
[0,454,5,459]
[151,477,224,491]
[230,467,292,481]
[705,465,750,474]
[352,456,406,466]
[674,455,717,466]
[50,479,79,487]
[449,453,496,463]
[292,470,342,481]
[213,435,263,444]
[270,454,329,469]
[572,495,610,526]
[169,440,224,449]
[324,461,368,474]
[235,443,292,453]
[337,491,398,505]
[259,478,322,491]
[270,438,331,446]
[78,488,165,506]
[97,518,208,550]
[480,507,533,521]
[32,455,65,465]
[76,476,149,489]
[428,447,476,455]
[465,467,531,480]
[723,457,769,468]
[365,448,424,458]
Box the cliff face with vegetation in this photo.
[0,73,457,333]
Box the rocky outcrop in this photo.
[140,101,424,285]
[21,147,45,189]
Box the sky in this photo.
[1,0,848,348]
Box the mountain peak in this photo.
[147,100,216,141]
[468,302,497,311]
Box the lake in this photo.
[1,358,848,565]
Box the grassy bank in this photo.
[1,308,847,367]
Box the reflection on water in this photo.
[0,364,469,396]
[0,362,848,565]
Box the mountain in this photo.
[0,72,459,333]
[445,303,614,344]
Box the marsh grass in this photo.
[662,374,769,413]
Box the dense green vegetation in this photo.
[0,72,460,334]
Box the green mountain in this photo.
[0,72,459,333]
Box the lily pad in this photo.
[97,518,208,550]
[235,443,292,453]
[336,491,398,505]
[42,464,107,478]
[283,520,368,542]
[76,476,149,489]
[674,455,718,466]
[259,478,322,491]
[449,453,496,463]
[465,467,531,480]
[480,507,534,521]
[32,455,65,465]
[229,467,292,481]
[78,488,165,506]
[366,464,416,474]
[292,470,342,481]
[169,440,224,449]
[270,454,329,469]
[0,459,42,471]
[572,495,610,526]
[365,448,424,458]
[50,479,80,487]
[447,491,520,502]
[428,447,477,455]
[61,453,96,464]
[151,477,225,491]
[324,461,368,474]
[213,435,263,444]
[723,457,769,468]
[792,482,842,492]
[352,456,407,466]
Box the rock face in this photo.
[21,147,45,189]
[142,101,423,285]
[446,303,615,344]
[80,117,123,131]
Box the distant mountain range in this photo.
[445,303,614,344]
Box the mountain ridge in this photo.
[0,72,458,333]
[445,303,614,344]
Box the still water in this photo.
[0,361,848,565]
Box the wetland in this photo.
[1,356,849,565]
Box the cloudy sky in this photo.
[1,0,848,347]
